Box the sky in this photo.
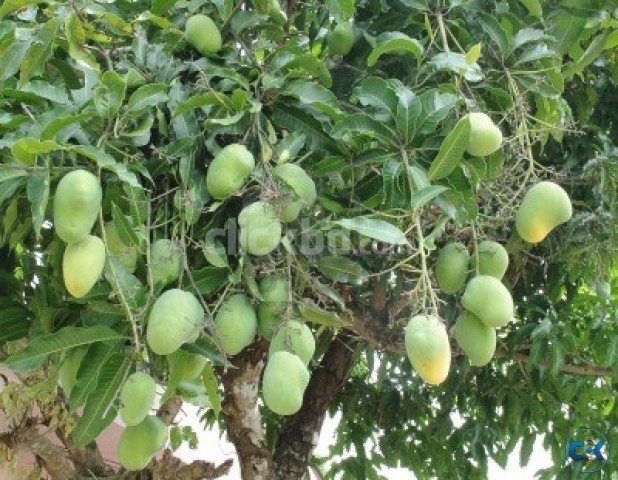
[174,403,554,479]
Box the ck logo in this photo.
[565,428,609,473]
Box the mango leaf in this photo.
[126,83,169,115]
[477,13,510,56]
[21,81,71,104]
[20,17,62,86]
[72,352,132,447]
[367,32,424,67]
[27,170,49,239]
[65,13,100,72]
[93,70,126,119]
[172,92,233,117]
[72,145,140,188]
[416,91,459,135]
[298,299,350,328]
[231,11,262,35]
[335,217,408,245]
[3,326,126,372]
[111,203,140,248]
[151,0,179,15]
[331,113,397,147]
[564,31,610,80]
[409,185,449,211]
[11,138,61,165]
[282,80,343,120]
[428,52,483,82]
[395,87,422,143]
[104,257,146,309]
[183,337,226,366]
[316,256,368,285]
[518,0,542,18]
[0,35,32,81]
[351,77,398,120]
[284,54,332,88]
[272,104,336,151]
[428,116,471,180]
[0,305,30,348]
[201,361,222,418]
[0,0,46,19]
[69,341,118,411]
[191,267,229,295]
[202,238,229,268]
[41,112,92,141]
[326,0,355,22]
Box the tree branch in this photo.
[273,333,358,478]
[220,339,273,480]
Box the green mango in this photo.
[454,311,496,367]
[515,181,572,243]
[53,169,102,244]
[206,144,255,200]
[465,112,503,157]
[274,163,317,223]
[150,239,182,286]
[147,289,205,355]
[404,315,451,385]
[214,294,257,355]
[104,221,139,273]
[58,346,88,396]
[119,372,156,427]
[268,320,315,366]
[238,202,282,256]
[476,240,509,279]
[262,351,310,416]
[63,235,106,298]
[185,14,222,55]
[327,23,355,56]
[257,276,289,339]
[461,276,513,328]
[117,416,168,471]
[435,242,470,294]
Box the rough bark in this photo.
[221,339,273,480]
[272,334,357,479]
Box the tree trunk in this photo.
[221,339,274,480]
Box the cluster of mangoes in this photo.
[53,169,106,298]
[212,277,315,416]
[204,143,317,256]
[404,112,573,385]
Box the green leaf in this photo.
[182,337,226,366]
[65,13,100,72]
[93,71,126,119]
[3,326,126,372]
[201,361,222,418]
[331,113,397,147]
[27,170,49,239]
[72,352,132,447]
[111,203,140,249]
[172,92,233,117]
[272,104,336,151]
[428,116,471,180]
[151,0,179,15]
[282,80,343,120]
[191,267,228,295]
[428,52,483,82]
[511,29,550,52]
[409,185,449,211]
[41,113,92,141]
[104,257,145,309]
[316,256,369,285]
[20,17,62,86]
[551,11,587,57]
[230,11,262,35]
[126,83,169,115]
[298,299,350,328]
[0,0,45,19]
[519,431,535,467]
[335,217,408,245]
[202,238,229,268]
[326,0,355,22]
[72,145,141,188]
[477,13,510,55]
[69,341,118,411]
[0,305,30,348]
[564,31,610,80]
[367,32,424,67]
[278,54,332,88]
[0,35,32,81]
[395,87,422,143]
[11,138,61,166]
[416,91,459,135]
[351,77,398,120]
[518,0,542,18]
[21,81,71,104]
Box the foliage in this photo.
[0,0,616,479]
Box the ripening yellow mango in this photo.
[404,315,451,385]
